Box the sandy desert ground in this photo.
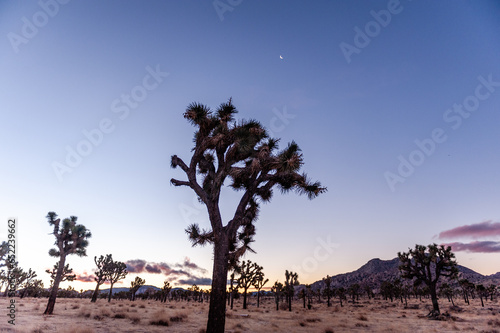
[0,296,499,333]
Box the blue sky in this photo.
[1,0,499,291]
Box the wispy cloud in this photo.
[178,277,212,286]
[75,272,96,283]
[125,257,210,285]
[442,241,500,253]
[437,220,500,239]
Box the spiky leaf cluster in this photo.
[171,99,326,265]
[47,212,91,258]
[46,262,76,285]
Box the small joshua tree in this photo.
[272,281,283,311]
[44,212,90,315]
[236,260,265,309]
[160,280,172,303]
[91,254,113,302]
[398,243,458,317]
[130,276,145,301]
[107,260,127,302]
[284,270,299,312]
[323,275,334,307]
[253,271,268,308]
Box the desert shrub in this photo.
[355,323,368,327]
[170,313,187,322]
[488,319,500,327]
[279,303,288,311]
[299,322,306,327]
[139,304,146,308]
[114,312,127,319]
[150,310,170,326]
[100,308,112,317]
[357,314,368,321]
[60,327,95,333]
[128,313,141,324]
[306,318,321,323]
[78,307,92,318]
[325,329,334,333]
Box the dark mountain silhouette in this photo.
[98,285,161,295]
[306,257,499,292]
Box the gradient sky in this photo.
[1,1,499,292]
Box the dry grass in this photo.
[0,296,498,332]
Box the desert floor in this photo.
[0,296,499,333]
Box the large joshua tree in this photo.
[170,99,326,333]
[398,243,458,317]
[44,212,91,315]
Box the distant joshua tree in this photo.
[19,268,37,298]
[253,270,268,308]
[2,262,24,297]
[458,278,474,305]
[439,283,455,306]
[0,241,7,268]
[284,270,299,312]
[487,284,497,301]
[348,283,360,304]
[130,276,145,301]
[160,280,172,303]
[236,260,265,309]
[170,99,326,333]
[398,244,458,316]
[336,287,346,307]
[91,254,113,302]
[44,212,91,315]
[23,279,44,298]
[107,260,127,302]
[271,281,283,311]
[476,284,487,307]
[322,275,334,307]
[227,270,237,309]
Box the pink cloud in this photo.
[75,272,95,283]
[441,241,500,253]
[438,220,500,239]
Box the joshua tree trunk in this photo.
[429,283,440,316]
[107,282,115,302]
[44,256,65,315]
[243,290,248,309]
[206,233,229,333]
[91,283,101,302]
